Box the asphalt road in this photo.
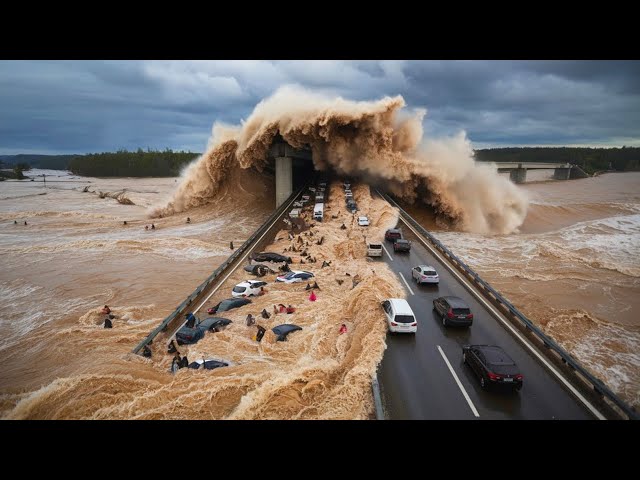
[376,219,595,420]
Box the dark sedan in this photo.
[243,264,275,277]
[433,296,473,327]
[207,297,251,315]
[463,344,523,391]
[385,228,402,242]
[393,239,411,252]
[175,317,232,345]
[251,252,292,264]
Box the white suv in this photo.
[381,298,417,333]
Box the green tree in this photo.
[13,165,26,179]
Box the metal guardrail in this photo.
[371,375,385,420]
[132,185,306,355]
[380,192,638,421]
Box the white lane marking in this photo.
[399,216,606,420]
[398,272,415,295]
[437,345,480,418]
[381,243,393,261]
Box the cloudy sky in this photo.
[0,60,638,155]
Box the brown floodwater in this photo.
[1,170,638,417]
[0,171,402,419]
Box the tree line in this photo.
[67,149,200,177]
[474,147,640,174]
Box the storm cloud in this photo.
[0,60,638,154]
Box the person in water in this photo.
[24,221,27,225]
[101,305,111,315]
[151,224,155,230]
[145,225,149,230]
[186,217,191,224]
[123,221,127,225]
[286,305,295,314]
[14,220,17,224]
[246,314,255,326]
[339,324,347,335]
[309,290,317,302]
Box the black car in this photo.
[433,296,473,327]
[271,324,302,341]
[462,345,523,391]
[243,264,275,277]
[393,239,411,252]
[252,252,292,264]
[385,228,402,242]
[175,317,232,345]
[207,297,251,315]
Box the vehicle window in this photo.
[453,308,470,315]
[382,301,390,313]
[395,314,415,324]
[232,286,246,293]
[425,270,436,276]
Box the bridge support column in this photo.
[275,156,292,207]
[554,167,571,180]
[510,168,527,184]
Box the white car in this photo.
[232,280,268,297]
[381,298,417,333]
[358,216,370,226]
[276,270,315,283]
[411,265,439,284]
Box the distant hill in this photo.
[0,154,79,170]
[0,149,201,177]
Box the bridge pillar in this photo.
[554,167,571,180]
[275,156,292,207]
[510,168,527,184]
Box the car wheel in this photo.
[480,376,487,389]
[515,385,522,392]
[462,352,467,364]
[442,315,448,327]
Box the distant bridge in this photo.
[483,161,588,184]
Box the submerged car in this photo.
[207,297,251,315]
[171,356,230,373]
[243,264,275,277]
[251,252,293,264]
[175,317,232,345]
[412,265,439,284]
[463,345,523,391]
[232,280,267,297]
[271,324,302,341]
[276,270,315,283]
[433,296,473,327]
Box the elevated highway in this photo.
[133,182,637,420]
